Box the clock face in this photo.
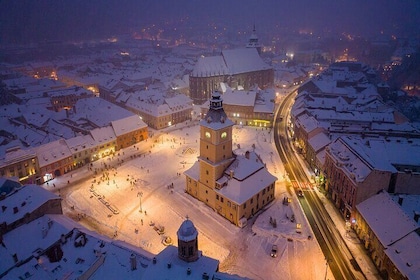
[221,132,227,138]
[205,131,211,138]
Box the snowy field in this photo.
[45,121,331,280]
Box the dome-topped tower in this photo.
[177,217,199,262]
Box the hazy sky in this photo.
[0,0,419,45]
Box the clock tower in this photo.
[188,91,235,208]
[184,90,277,226]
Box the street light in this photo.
[137,191,143,212]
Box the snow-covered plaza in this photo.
[44,120,331,280]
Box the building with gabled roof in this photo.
[0,184,62,236]
[34,139,73,182]
[354,191,420,279]
[190,47,273,105]
[324,135,420,220]
[111,115,148,150]
[125,91,193,130]
[200,86,276,128]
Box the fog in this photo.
[1,0,419,45]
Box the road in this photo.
[273,89,366,280]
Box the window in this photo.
[221,197,224,203]
[243,202,247,209]
[221,132,227,138]
[216,194,219,200]
[250,198,254,204]
[206,170,209,175]
[205,131,211,138]
[227,201,231,207]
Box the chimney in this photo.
[42,226,48,238]
[398,195,404,206]
[60,234,66,244]
[12,253,18,263]
[245,151,250,159]
[414,211,420,223]
[230,170,234,179]
[130,253,137,271]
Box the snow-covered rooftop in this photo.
[0,185,60,225]
[356,191,419,246]
[216,151,277,205]
[191,48,271,77]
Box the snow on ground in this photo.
[45,120,330,279]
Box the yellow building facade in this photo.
[185,91,277,227]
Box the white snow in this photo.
[39,120,331,280]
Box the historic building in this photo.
[125,93,193,130]
[201,87,276,128]
[189,45,273,104]
[184,91,277,227]
[354,191,420,280]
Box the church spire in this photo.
[246,24,261,55]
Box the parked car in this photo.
[270,244,278,258]
[297,190,304,198]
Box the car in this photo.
[297,190,304,198]
[270,244,278,258]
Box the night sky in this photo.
[0,0,419,44]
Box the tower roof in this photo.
[177,219,198,242]
[200,91,234,130]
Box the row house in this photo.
[125,94,193,130]
[111,115,148,150]
[1,116,148,184]
[0,147,38,185]
[354,191,420,279]
[323,137,393,219]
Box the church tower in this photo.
[246,24,261,55]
